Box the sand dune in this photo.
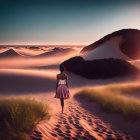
[0,48,79,69]
[67,71,139,88]
[0,49,24,58]
[82,36,131,61]
[0,67,138,95]
[81,29,140,60]
[0,69,56,94]
[15,47,50,56]
[0,47,77,59]
[17,47,78,57]
[34,48,76,58]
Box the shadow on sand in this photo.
[0,73,56,94]
[74,96,140,140]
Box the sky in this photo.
[0,0,140,45]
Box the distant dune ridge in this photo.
[34,48,76,58]
[81,29,140,60]
[0,49,23,58]
[0,47,76,58]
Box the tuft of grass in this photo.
[75,84,140,120]
[0,97,50,140]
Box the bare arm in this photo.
[56,75,59,92]
[65,76,69,88]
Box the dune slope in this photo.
[0,49,23,58]
[82,36,131,61]
[81,29,140,60]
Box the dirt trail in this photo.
[30,94,133,140]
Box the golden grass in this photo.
[103,83,140,95]
[0,97,50,140]
[75,83,140,119]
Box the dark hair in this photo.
[60,65,65,72]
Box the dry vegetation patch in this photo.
[75,84,140,120]
[0,97,50,140]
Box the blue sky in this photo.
[0,0,140,45]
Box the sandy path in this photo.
[30,92,133,140]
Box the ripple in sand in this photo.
[51,133,57,137]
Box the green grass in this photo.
[75,84,140,120]
[0,97,50,140]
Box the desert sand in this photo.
[0,46,140,140]
[82,36,131,61]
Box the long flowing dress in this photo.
[55,79,70,99]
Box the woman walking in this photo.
[55,65,70,113]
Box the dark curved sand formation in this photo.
[61,56,139,79]
[81,29,140,60]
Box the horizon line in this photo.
[0,44,87,46]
